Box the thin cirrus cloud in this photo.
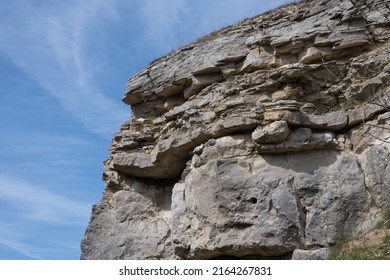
[0,219,83,260]
[0,0,127,137]
[0,222,43,260]
[0,174,91,259]
[129,0,291,60]
[0,174,90,225]
[134,0,187,49]
[0,0,291,138]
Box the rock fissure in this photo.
[356,157,379,208]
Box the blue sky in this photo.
[0,0,289,259]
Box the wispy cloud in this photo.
[0,0,291,137]
[0,0,127,136]
[0,174,90,225]
[0,220,83,260]
[134,0,187,50]
[130,0,291,56]
[0,228,43,260]
[0,131,93,156]
[0,175,91,259]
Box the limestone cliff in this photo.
[81,0,390,260]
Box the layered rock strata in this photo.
[81,0,390,260]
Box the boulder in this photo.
[252,121,290,144]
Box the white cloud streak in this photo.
[129,0,291,57]
[0,174,92,259]
[0,234,43,260]
[0,0,291,138]
[0,174,90,225]
[0,220,83,259]
[135,0,187,49]
[0,0,127,137]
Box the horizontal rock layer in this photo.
[82,0,390,260]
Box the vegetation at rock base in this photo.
[376,210,390,229]
[329,233,390,259]
[330,211,390,259]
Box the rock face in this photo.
[81,0,390,260]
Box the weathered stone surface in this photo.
[347,104,385,126]
[81,178,174,260]
[172,158,305,259]
[263,110,301,126]
[299,46,333,64]
[271,86,301,101]
[300,111,348,130]
[184,73,224,99]
[252,121,290,144]
[332,36,369,51]
[292,248,330,260]
[172,149,379,258]
[123,36,248,107]
[302,153,371,247]
[255,127,339,153]
[241,47,276,72]
[274,40,305,55]
[360,145,390,209]
[82,0,390,260]
[209,116,260,137]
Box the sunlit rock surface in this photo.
[81,0,390,260]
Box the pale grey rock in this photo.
[81,178,174,260]
[300,103,316,114]
[350,111,390,153]
[255,128,339,153]
[325,111,349,130]
[274,40,305,55]
[300,111,348,130]
[172,149,377,259]
[241,47,276,72]
[192,135,254,168]
[252,121,290,144]
[332,35,369,51]
[245,34,272,47]
[271,86,301,101]
[299,46,333,64]
[123,34,248,107]
[183,73,224,99]
[377,112,390,124]
[263,100,301,111]
[302,153,371,247]
[209,135,252,157]
[111,152,180,179]
[172,157,305,259]
[164,102,193,121]
[209,116,260,137]
[359,145,390,208]
[347,104,385,126]
[292,248,330,260]
[263,110,301,126]
[82,0,390,260]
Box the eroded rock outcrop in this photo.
[81,0,390,260]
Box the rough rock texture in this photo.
[81,0,390,260]
[292,248,330,260]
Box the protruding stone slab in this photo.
[255,128,339,153]
[252,121,290,144]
